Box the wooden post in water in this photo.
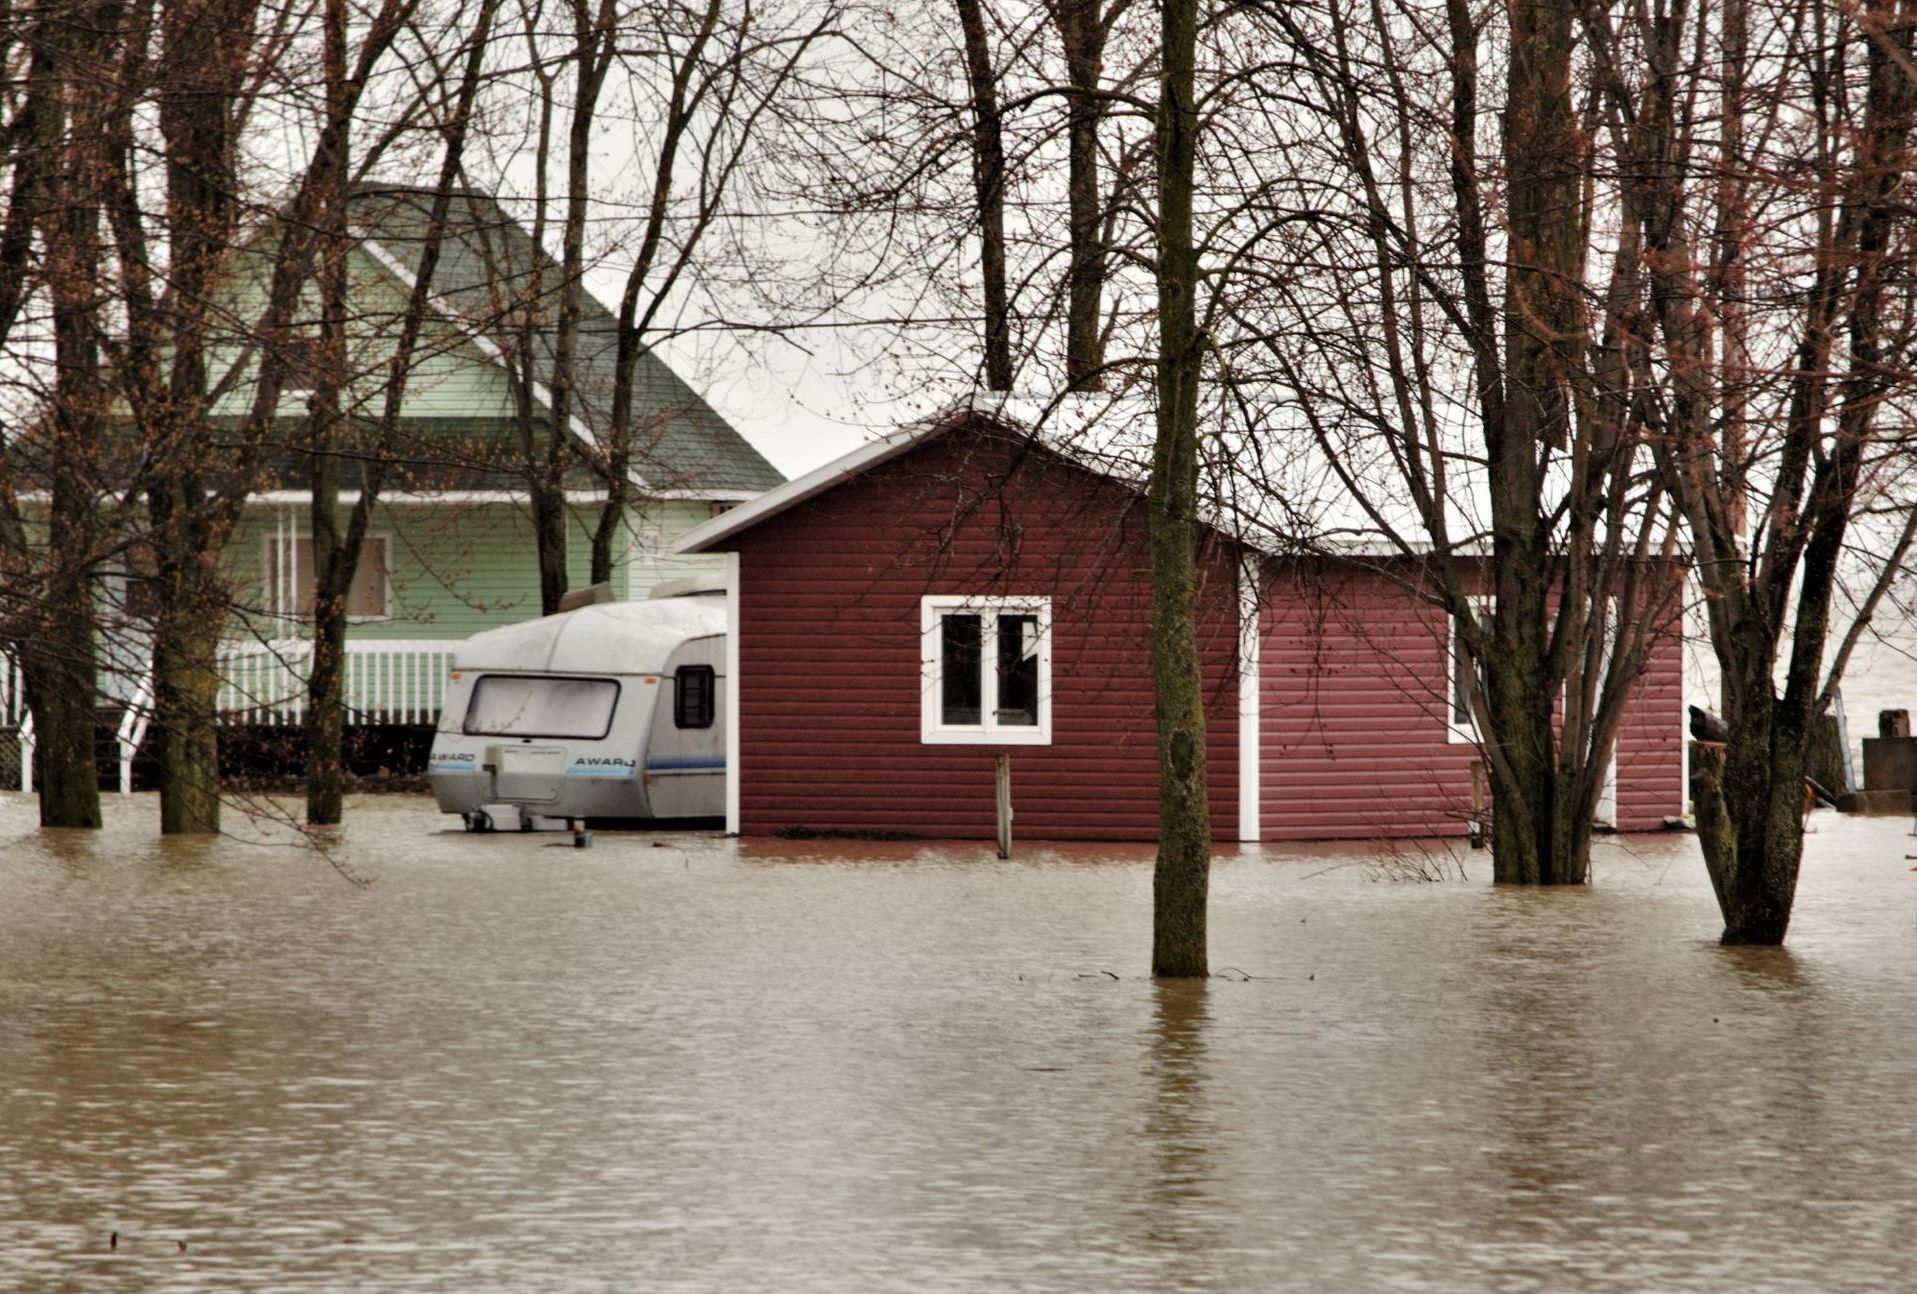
[1469,759,1487,850]
[995,754,1012,859]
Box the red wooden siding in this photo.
[730,432,1240,842]
[1258,563,1483,839]
[1255,562,1684,839]
[1613,602,1685,829]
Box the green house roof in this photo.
[348,185,783,500]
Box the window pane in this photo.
[940,614,983,725]
[345,538,389,617]
[996,612,1040,726]
[1452,625,1473,725]
[675,665,715,729]
[465,675,619,739]
[267,536,388,618]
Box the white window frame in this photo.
[920,595,1053,745]
[1448,597,1492,745]
[263,531,395,624]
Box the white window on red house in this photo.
[1449,598,1491,743]
[920,596,1052,745]
[264,535,392,621]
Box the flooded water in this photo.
[4,796,1917,1292]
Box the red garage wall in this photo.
[1259,563,1481,839]
[1613,609,1685,830]
[1257,562,1684,839]
[728,430,1242,842]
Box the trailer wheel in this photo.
[462,809,495,834]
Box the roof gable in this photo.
[674,400,1264,557]
[348,184,784,500]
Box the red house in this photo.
[674,409,1684,842]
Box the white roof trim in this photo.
[354,232,654,493]
[672,401,1282,558]
[250,489,614,505]
[673,417,947,554]
[672,395,1445,561]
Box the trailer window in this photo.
[464,676,619,740]
[675,666,716,729]
[920,596,1052,745]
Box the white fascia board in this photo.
[246,489,612,505]
[672,419,949,554]
[654,487,762,503]
[354,233,653,493]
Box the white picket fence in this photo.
[2,639,459,793]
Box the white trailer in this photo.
[428,588,725,831]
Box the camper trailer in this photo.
[429,586,725,830]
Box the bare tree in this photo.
[302,0,500,825]
[93,0,440,833]
[1190,0,1688,886]
[1148,0,1208,977]
[0,0,132,828]
[1584,0,1917,941]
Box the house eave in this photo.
[673,416,953,554]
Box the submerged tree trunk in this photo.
[304,0,353,826]
[33,395,104,829]
[30,56,107,830]
[1149,0,1209,979]
[1485,0,1586,885]
[302,6,492,818]
[24,584,103,829]
[153,601,224,834]
[1634,0,1917,941]
[304,602,350,823]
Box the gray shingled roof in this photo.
[348,184,783,499]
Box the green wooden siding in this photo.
[224,497,723,642]
[205,249,526,424]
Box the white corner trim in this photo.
[725,551,741,836]
[1238,554,1262,842]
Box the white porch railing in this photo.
[0,640,458,793]
[217,638,458,725]
[0,652,26,730]
[1,653,30,793]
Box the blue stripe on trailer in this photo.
[645,756,727,773]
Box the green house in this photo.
[20,186,783,790]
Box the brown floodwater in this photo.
[3,795,1917,1292]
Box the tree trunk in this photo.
[30,56,107,829]
[154,605,223,835]
[1486,0,1585,885]
[956,0,1012,390]
[305,0,352,826]
[304,604,349,824]
[536,3,613,615]
[25,590,102,829]
[1692,643,1808,945]
[1149,0,1209,979]
[1055,0,1109,389]
[534,488,570,615]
